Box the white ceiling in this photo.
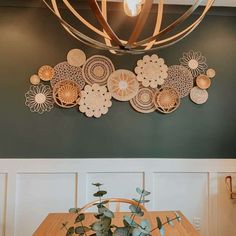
[110,0,236,7]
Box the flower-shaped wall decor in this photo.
[135,54,168,88]
[107,69,139,101]
[179,50,208,77]
[78,83,112,118]
[25,84,54,114]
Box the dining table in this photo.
[33,211,200,236]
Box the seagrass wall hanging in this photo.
[24,49,216,117]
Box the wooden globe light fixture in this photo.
[43,0,214,54]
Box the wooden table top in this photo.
[33,211,200,236]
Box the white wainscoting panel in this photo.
[217,172,236,236]
[0,159,235,236]
[86,172,144,211]
[0,174,6,236]
[153,173,208,236]
[14,173,77,236]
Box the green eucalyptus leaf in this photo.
[98,207,114,218]
[94,213,103,219]
[75,213,85,223]
[140,219,151,233]
[156,217,162,230]
[174,212,182,222]
[123,216,138,227]
[136,188,151,196]
[91,221,104,231]
[66,227,75,236]
[69,208,81,214]
[166,216,174,227]
[92,183,103,187]
[75,226,90,234]
[129,205,144,216]
[114,227,129,236]
[93,191,107,197]
[132,198,150,204]
[132,228,147,236]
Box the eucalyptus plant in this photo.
[63,183,181,236]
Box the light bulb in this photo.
[123,0,145,17]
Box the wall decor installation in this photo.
[25,49,216,117]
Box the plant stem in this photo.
[81,221,88,236]
[98,186,102,203]
[150,216,180,233]
[127,193,143,236]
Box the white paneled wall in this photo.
[153,173,208,236]
[0,174,6,236]
[0,159,236,236]
[15,173,77,236]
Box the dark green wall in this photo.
[0,5,236,158]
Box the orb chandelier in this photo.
[43,0,214,54]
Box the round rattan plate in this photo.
[164,65,194,98]
[38,65,54,81]
[190,86,208,105]
[196,74,211,90]
[82,55,115,86]
[53,79,81,108]
[30,74,40,85]
[207,68,216,78]
[130,86,156,113]
[107,69,139,101]
[51,62,85,89]
[67,49,86,67]
[154,87,180,114]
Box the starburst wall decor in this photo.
[25,49,216,117]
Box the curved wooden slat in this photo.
[126,0,153,48]
[101,0,116,54]
[135,0,203,46]
[87,0,123,47]
[43,0,214,54]
[145,0,164,50]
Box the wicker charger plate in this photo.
[130,86,156,113]
[82,55,115,86]
[164,65,194,98]
[196,74,211,90]
[51,62,85,89]
[154,87,180,114]
[67,49,86,67]
[53,79,81,108]
[107,69,139,101]
[190,86,208,105]
[38,65,54,81]
[207,68,216,78]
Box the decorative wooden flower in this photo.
[179,50,208,77]
[25,84,54,114]
[78,84,112,118]
[107,69,139,101]
[135,54,168,88]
